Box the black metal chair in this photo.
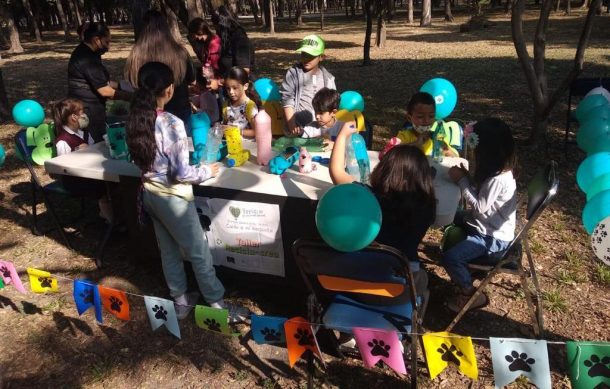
[445,161,559,337]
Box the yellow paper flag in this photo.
[27,268,58,293]
[422,331,478,380]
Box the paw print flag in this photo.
[0,261,26,293]
[72,280,103,323]
[98,285,130,321]
[284,316,322,368]
[422,331,478,380]
[567,341,610,389]
[251,315,287,344]
[194,305,236,336]
[143,296,180,339]
[26,268,58,293]
[489,338,551,389]
[352,327,407,375]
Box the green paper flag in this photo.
[194,305,237,336]
[0,277,4,288]
[567,341,610,389]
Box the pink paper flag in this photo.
[0,260,27,293]
[353,327,407,375]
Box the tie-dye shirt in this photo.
[143,111,212,199]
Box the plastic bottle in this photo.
[432,122,444,163]
[224,126,250,167]
[351,133,371,184]
[345,135,361,182]
[203,123,223,164]
[254,109,273,165]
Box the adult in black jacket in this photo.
[212,6,255,78]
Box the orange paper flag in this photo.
[98,285,130,321]
[284,316,322,368]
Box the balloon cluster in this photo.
[253,78,285,136]
[574,86,610,265]
[12,99,55,165]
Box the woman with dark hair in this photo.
[124,10,196,130]
[212,6,255,77]
[68,22,131,142]
[188,18,222,73]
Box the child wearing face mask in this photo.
[52,97,113,222]
[394,92,458,158]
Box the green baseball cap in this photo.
[296,35,325,56]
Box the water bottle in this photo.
[345,135,361,182]
[224,126,250,167]
[351,133,371,184]
[432,121,444,163]
[203,123,223,164]
[254,109,273,166]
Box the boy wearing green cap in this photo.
[280,34,336,136]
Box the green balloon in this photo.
[582,189,610,234]
[576,94,610,123]
[580,104,610,124]
[587,172,610,201]
[576,117,610,154]
[576,152,610,193]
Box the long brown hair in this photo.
[52,98,83,130]
[370,145,436,225]
[124,10,188,86]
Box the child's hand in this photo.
[323,139,334,151]
[448,163,468,183]
[290,125,303,136]
[208,163,220,177]
[76,144,89,151]
[337,121,358,139]
[206,78,220,91]
[415,131,430,146]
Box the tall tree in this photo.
[319,0,325,29]
[407,0,413,23]
[55,0,70,40]
[187,0,201,20]
[0,4,24,53]
[420,0,431,25]
[249,0,261,24]
[296,0,303,24]
[363,0,374,64]
[445,0,454,21]
[512,0,602,144]
[21,0,42,42]
[375,0,387,47]
[269,0,275,33]
[68,0,81,26]
[0,68,10,121]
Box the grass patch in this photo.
[529,239,545,255]
[542,289,567,313]
[89,358,114,383]
[594,263,610,286]
[42,297,68,312]
[231,370,250,382]
[260,378,279,389]
[558,268,587,284]
[565,250,584,268]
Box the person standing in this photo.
[212,6,255,78]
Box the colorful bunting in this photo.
[422,331,478,380]
[194,305,236,336]
[251,315,287,344]
[72,280,103,323]
[0,260,26,293]
[490,338,551,389]
[98,285,130,321]
[353,327,406,375]
[143,296,181,339]
[567,341,610,389]
[284,316,322,368]
[27,268,58,293]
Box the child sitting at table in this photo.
[222,66,259,138]
[442,118,517,312]
[394,92,458,157]
[126,61,249,322]
[191,70,221,123]
[52,97,113,222]
[298,87,343,142]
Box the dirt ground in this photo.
[0,8,609,389]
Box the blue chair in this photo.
[292,238,426,388]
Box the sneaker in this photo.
[210,300,250,324]
[174,292,199,320]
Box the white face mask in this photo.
[77,113,90,129]
[414,124,433,134]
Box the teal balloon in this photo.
[576,117,610,154]
[580,103,610,123]
[339,91,365,112]
[575,94,610,123]
[582,189,610,234]
[0,144,5,167]
[12,99,45,127]
[576,152,610,193]
[420,78,458,120]
[253,78,280,101]
[316,183,382,252]
[587,172,610,201]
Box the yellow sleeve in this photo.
[221,102,228,123]
[396,129,417,144]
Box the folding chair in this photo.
[14,129,84,249]
[564,77,610,154]
[445,161,559,337]
[292,238,427,388]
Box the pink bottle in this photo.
[255,109,273,165]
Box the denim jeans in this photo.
[143,190,225,303]
[441,231,510,289]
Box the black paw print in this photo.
[109,296,122,312]
[505,350,535,372]
[584,354,610,378]
[0,266,10,278]
[437,343,463,366]
[368,339,391,358]
[261,327,281,342]
[294,327,314,347]
[38,277,52,288]
[80,289,93,305]
[152,305,167,321]
[204,318,221,332]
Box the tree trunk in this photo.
[56,0,70,40]
[363,0,373,65]
[163,0,191,28]
[375,0,386,48]
[511,0,601,144]
[73,0,83,24]
[445,0,454,20]
[248,0,261,24]
[407,0,413,23]
[420,0,431,26]
[161,2,183,42]
[187,0,202,20]
[296,0,303,24]
[21,0,42,42]
[68,0,81,27]
[0,68,10,121]
[320,0,325,30]
[0,5,25,53]
[565,0,571,14]
[269,0,276,33]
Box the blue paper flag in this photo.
[72,280,103,323]
[490,338,551,389]
[143,296,181,339]
[251,315,287,344]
